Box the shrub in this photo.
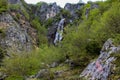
[101,2,120,34]
[0,47,6,62]
[1,46,65,79]
[0,29,6,38]
[0,0,8,13]
[44,18,53,28]
[31,18,47,46]
[61,9,72,19]
[8,4,21,11]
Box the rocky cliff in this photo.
[34,2,61,21]
[0,0,37,55]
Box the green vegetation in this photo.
[8,4,21,11]
[1,46,65,80]
[0,29,6,38]
[109,52,120,80]
[0,0,120,80]
[31,18,47,46]
[0,0,8,13]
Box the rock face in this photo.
[64,3,84,19]
[80,39,120,80]
[0,12,37,54]
[35,2,61,21]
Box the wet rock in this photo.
[54,18,65,45]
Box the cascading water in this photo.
[54,18,65,45]
[80,39,120,80]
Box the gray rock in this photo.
[35,69,50,78]
[80,39,120,80]
[64,3,84,19]
[0,13,36,54]
[50,62,59,68]
[35,2,61,21]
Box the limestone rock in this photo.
[0,12,37,54]
[64,3,84,19]
[80,39,120,80]
[35,2,61,21]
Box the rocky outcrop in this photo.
[35,2,61,21]
[64,3,84,19]
[80,39,120,80]
[0,12,37,54]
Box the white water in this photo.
[54,18,65,45]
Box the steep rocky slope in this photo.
[0,0,37,54]
[80,39,120,80]
[0,0,120,80]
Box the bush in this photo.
[8,4,21,11]
[0,29,6,38]
[101,2,120,34]
[61,9,72,19]
[44,18,54,28]
[1,46,65,79]
[0,0,8,13]
[31,18,47,46]
[0,47,6,62]
[22,8,30,20]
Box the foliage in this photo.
[1,0,120,80]
[44,18,54,28]
[0,0,8,13]
[22,8,30,20]
[8,4,21,11]
[61,9,72,19]
[2,46,65,79]
[31,18,47,46]
[0,29,6,38]
[0,47,6,62]
[101,2,120,34]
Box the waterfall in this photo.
[54,18,65,45]
[80,39,120,80]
